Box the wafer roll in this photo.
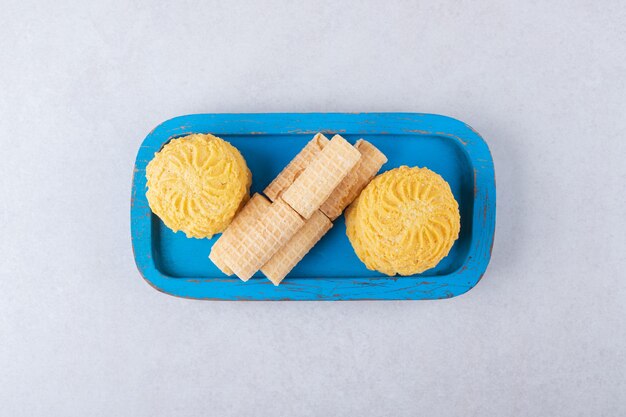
[319,139,388,220]
[264,133,330,201]
[261,210,332,285]
[209,193,271,275]
[281,135,361,219]
[209,250,234,276]
[221,199,305,281]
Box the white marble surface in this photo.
[1,1,625,416]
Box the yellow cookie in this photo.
[146,133,251,238]
[345,166,460,276]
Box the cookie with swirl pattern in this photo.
[346,166,460,276]
[146,133,251,238]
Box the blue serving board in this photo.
[131,113,495,300]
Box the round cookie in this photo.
[146,133,251,238]
[345,166,460,276]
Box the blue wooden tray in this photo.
[131,113,495,300]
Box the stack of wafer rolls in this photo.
[210,133,387,285]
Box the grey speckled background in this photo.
[1,1,625,416]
